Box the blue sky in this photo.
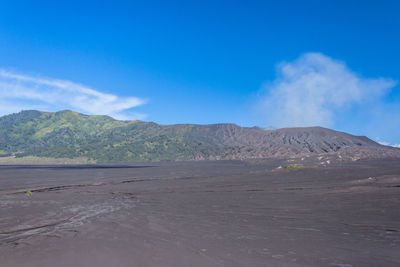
[0,1,399,145]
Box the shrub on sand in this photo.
[284,164,303,170]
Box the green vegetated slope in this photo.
[0,110,398,163]
[0,110,233,162]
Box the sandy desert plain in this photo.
[0,157,399,267]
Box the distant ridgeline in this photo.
[0,110,399,163]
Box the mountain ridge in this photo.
[0,110,399,163]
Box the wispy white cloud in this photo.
[378,141,400,148]
[259,53,397,128]
[378,140,390,146]
[0,69,147,120]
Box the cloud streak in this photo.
[377,140,400,148]
[260,53,397,128]
[0,69,147,120]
